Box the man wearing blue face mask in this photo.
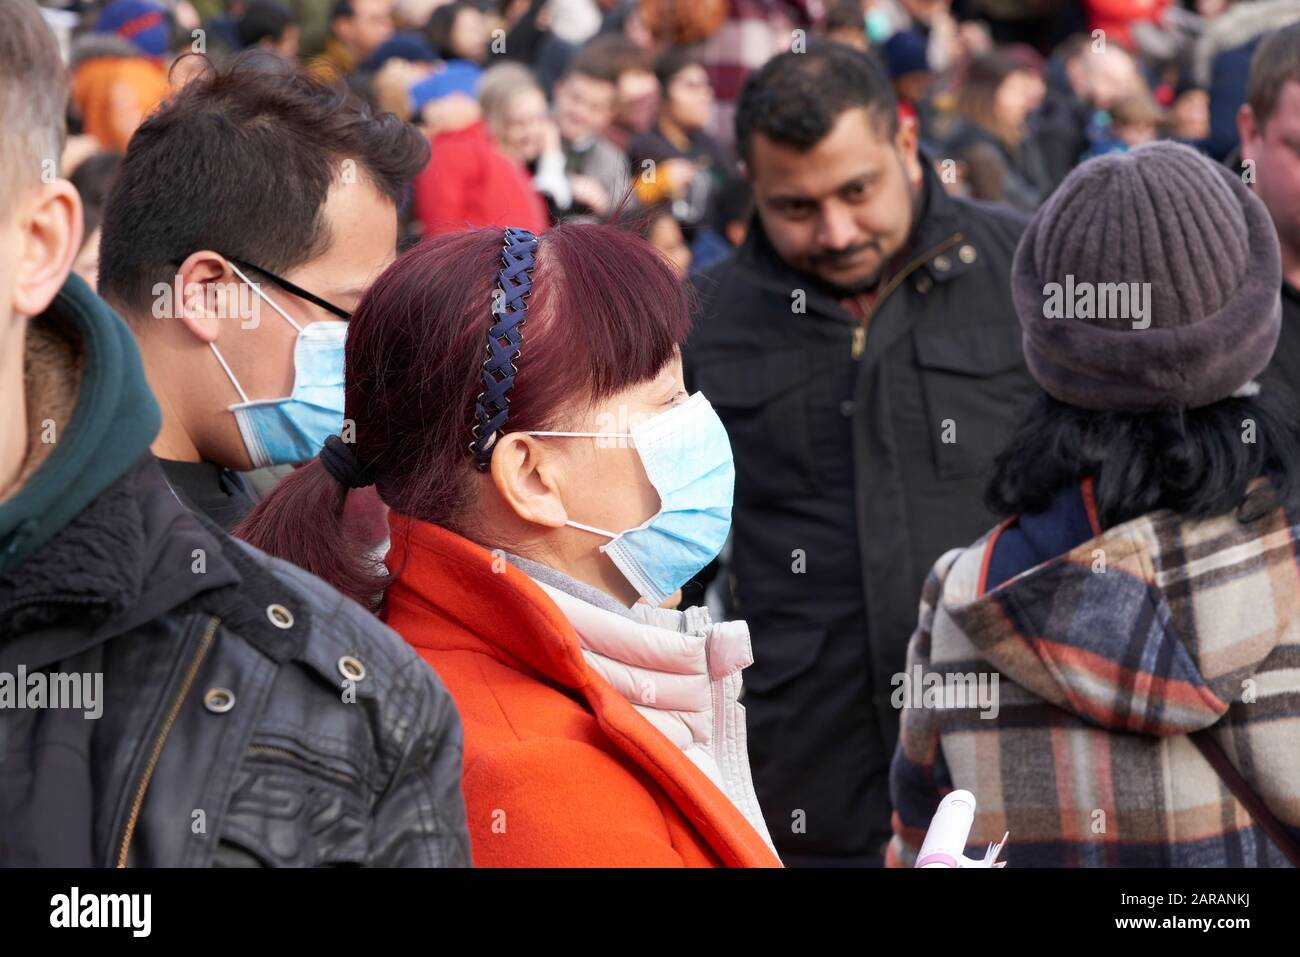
[98,56,427,529]
[209,260,350,472]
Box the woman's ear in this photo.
[489,433,570,528]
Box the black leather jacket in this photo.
[0,457,471,867]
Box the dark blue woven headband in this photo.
[469,227,539,470]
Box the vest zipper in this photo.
[115,614,221,868]
[850,231,964,359]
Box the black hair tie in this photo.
[320,434,375,489]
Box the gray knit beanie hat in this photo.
[1011,141,1281,411]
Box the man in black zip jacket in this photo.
[685,43,1039,867]
[0,0,470,867]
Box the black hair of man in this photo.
[824,0,866,34]
[424,1,471,57]
[238,0,297,48]
[97,54,430,316]
[1249,21,1300,131]
[653,47,703,92]
[734,41,897,165]
[69,151,124,241]
[562,34,650,87]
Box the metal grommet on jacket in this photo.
[933,254,952,272]
[266,603,294,629]
[338,655,366,682]
[204,687,236,713]
[958,243,977,264]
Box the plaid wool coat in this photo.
[887,495,1300,867]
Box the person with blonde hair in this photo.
[479,62,573,219]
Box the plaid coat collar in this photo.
[932,496,1298,735]
[888,494,1300,867]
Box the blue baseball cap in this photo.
[409,59,483,113]
[94,0,170,58]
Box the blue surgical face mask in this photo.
[527,392,734,606]
[210,262,347,468]
[865,9,892,45]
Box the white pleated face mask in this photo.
[210,262,347,468]
[527,392,735,605]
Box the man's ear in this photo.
[894,114,922,191]
[489,433,570,528]
[1238,104,1261,164]
[11,180,82,320]
[175,250,233,344]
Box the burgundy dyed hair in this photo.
[234,222,694,607]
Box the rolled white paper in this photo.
[916,789,977,868]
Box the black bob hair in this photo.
[734,40,897,164]
[986,384,1300,530]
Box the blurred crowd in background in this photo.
[45,0,1288,290]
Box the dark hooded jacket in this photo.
[0,275,470,867]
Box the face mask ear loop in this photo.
[524,430,636,452]
[526,431,633,438]
[565,519,620,539]
[228,260,304,333]
[209,342,251,404]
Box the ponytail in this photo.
[234,458,387,609]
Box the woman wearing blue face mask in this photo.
[236,222,782,867]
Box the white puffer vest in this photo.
[532,580,779,857]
